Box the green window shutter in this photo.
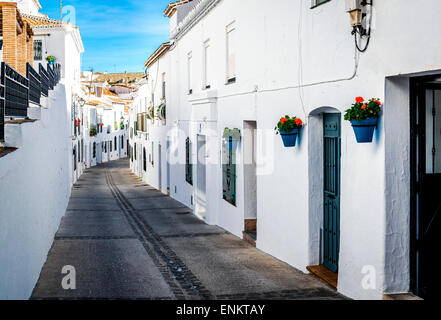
[222,143,237,206]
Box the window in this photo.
[162,73,166,99]
[121,136,124,149]
[311,0,331,8]
[134,143,137,160]
[151,142,154,166]
[203,40,211,89]
[110,141,113,152]
[222,140,237,206]
[185,137,193,185]
[73,147,77,171]
[114,136,117,150]
[34,40,43,61]
[226,22,236,83]
[93,143,96,158]
[187,52,193,94]
[143,148,147,171]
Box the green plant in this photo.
[46,55,56,62]
[114,122,118,131]
[344,97,382,122]
[157,99,166,120]
[90,127,97,137]
[120,122,125,130]
[223,128,241,139]
[146,105,155,120]
[274,116,303,134]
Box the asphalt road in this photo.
[31,158,345,300]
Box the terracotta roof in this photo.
[164,0,193,17]
[107,96,125,104]
[22,13,65,28]
[145,42,170,68]
[94,72,146,85]
[86,100,112,108]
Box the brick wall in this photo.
[0,3,34,75]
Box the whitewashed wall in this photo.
[0,85,72,300]
[131,0,441,299]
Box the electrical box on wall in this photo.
[345,0,362,12]
[345,0,363,26]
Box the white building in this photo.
[129,0,441,300]
[0,0,84,299]
[80,77,131,169]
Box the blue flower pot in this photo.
[280,130,298,147]
[351,118,378,143]
[48,60,54,66]
[227,138,240,150]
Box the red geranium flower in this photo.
[356,97,364,104]
[375,100,382,106]
[295,118,303,126]
[362,104,367,110]
[280,118,288,124]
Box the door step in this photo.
[243,231,256,247]
[383,293,423,300]
[306,265,338,289]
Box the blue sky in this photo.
[40,0,171,73]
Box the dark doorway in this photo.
[323,113,341,273]
[411,76,441,299]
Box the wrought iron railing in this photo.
[47,63,55,90]
[2,62,29,118]
[39,64,49,97]
[0,80,4,142]
[0,62,62,142]
[27,63,41,105]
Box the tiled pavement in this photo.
[31,159,346,300]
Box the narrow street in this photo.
[31,159,345,300]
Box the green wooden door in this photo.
[323,114,341,273]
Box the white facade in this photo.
[129,0,441,300]
[0,0,85,299]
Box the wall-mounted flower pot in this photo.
[280,130,298,147]
[227,137,240,150]
[351,118,377,143]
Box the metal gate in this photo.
[323,113,341,273]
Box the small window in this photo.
[226,22,236,83]
[110,141,113,152]
[34,40,43,61]
[203,40,211,89]
[311,0,331,8]
[134,143,137,160]
[93,143,96,158]
[114,136,117,149]
[188,52,193,94]
[143,148,147,171]
[162,73,166,99]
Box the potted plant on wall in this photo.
[146,103,155,124]
[157,98,166,125]
[344,97,382,143]
[223,128,241,150]
[46,55,56,66]
[275,116,303,147]
[90,126,97,137]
